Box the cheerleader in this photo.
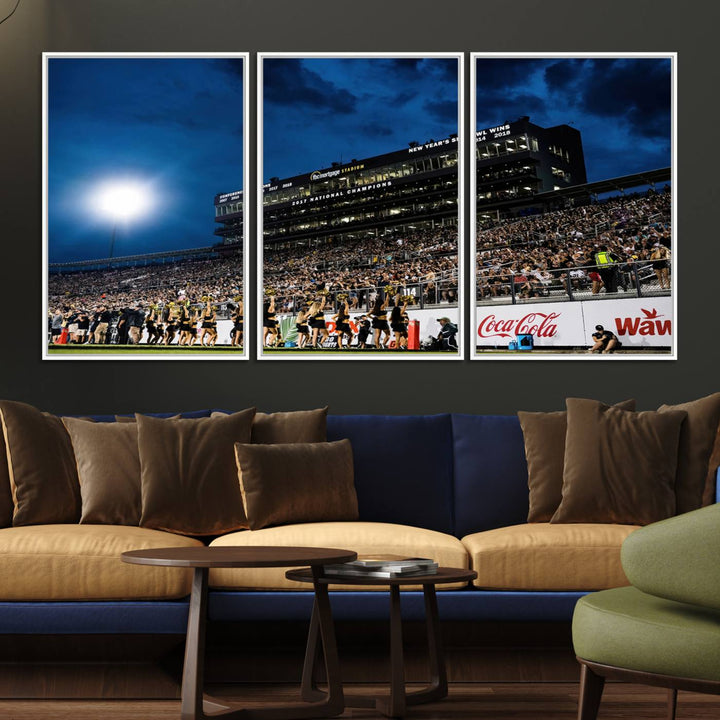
[333,297,353,349]
[295,304,310,349]
[231,301,243,347]
[390,296,409,350]
[163,304,177,345]
[198,300,217,347]
[263,296,279,347]
[145,305,161,345]
[187,305,199,346]
[308,296,329,349]
[370,295,391,349]
[177,303,191,346]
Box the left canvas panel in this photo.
[43,53,249,360]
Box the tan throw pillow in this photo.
[658,393,720,514]
[138,409,256,536]
[235,440,358,531]
[552,398,687,525]
[519,399,636,522]
[211,407,328,444]
[62,417,141,525]
[0,400,81,525]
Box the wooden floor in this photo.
[1,683,719,719]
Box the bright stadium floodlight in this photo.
[92,180,153,258]
[95,181,151,221]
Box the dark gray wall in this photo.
[0,0,717,415]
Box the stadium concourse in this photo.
[476,188,671,303]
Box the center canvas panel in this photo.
[258,54,463,360]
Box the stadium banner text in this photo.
[476,296,673,349]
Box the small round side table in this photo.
[286,565,477,718]
[122,545,356,720]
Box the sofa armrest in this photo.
[621,503,720,611]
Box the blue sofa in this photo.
[0,411,661,637]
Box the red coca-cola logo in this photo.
[477,312,560,339]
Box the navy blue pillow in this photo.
[82,410,212,423]
[452,414,529,538]
[327,414,454,534]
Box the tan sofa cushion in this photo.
[0,525,203,600]
[209,521,469,591]
[462,523,638,591]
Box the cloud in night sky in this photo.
[475,57,672,182]
[48,57,245,263]
[263,57,459,181]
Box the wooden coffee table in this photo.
[286,566,477,718]
[122,546,356,720]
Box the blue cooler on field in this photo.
[516,334,533,351]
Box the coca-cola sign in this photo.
[477,311,561,339]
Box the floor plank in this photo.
[0,682,718,719]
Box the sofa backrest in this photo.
[451,414,529,537]
[327,414,455,535]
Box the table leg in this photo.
[181,566,343,720]
[405,584,448,705]
[181,567,209,720]
[344,583,448,718]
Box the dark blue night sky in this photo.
[48,57,244,263]
[263,57,459,182]
[476,57,672,183]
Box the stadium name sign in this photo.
[310,163,366,182]
[408,137,458,154]
[291,180,394,206]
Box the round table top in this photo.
[121,546,357,569]
[286,566,477,586]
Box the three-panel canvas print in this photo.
[43,52,675,361]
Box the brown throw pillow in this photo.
[0,400,81,525]
[235,440,358,531]
[138,409,256,536]
[658,393,720,514]
[212,407,328,444]
[519,399,636,522]
[552,398,687,525]
[62,417,141,525]
[0,429,14,528]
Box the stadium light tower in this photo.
[94,181,152,258]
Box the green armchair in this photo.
[572,503,720,720]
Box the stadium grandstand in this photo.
[252,134,461,323]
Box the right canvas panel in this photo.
[471,54,676,360]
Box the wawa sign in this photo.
[476,296,673,350]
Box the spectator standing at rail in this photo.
[650,243,671,290]
[594,246,622,293]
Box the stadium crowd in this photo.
[47,254,244,346]
[264,225,459,312]
[476,189,671,300]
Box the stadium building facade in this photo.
[215,135,460,252]
[476,116,587,221]
[213,190,243,245]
